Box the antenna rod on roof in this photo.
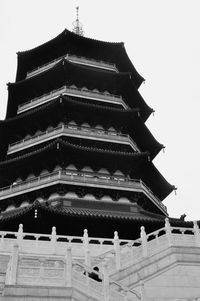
[72,6,84,36]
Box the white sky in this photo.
[0,0,199,220]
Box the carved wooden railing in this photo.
[26,53,118,79]
[17,85,127,114]
[0,169,167,214]
[7,124,140,154]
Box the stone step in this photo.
[1,285,98,301]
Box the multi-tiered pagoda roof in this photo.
[15,29,144,86]
[0,29,178,238]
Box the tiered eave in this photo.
[0,28,175,238]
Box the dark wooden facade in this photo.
[0,29,178,238]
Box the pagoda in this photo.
[0,23,179,239]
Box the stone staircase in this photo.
[1,252,139,301]
[91,220,200,300]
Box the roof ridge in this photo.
[17,29,124,56]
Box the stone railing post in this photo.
[83,229,89,249]
[51,226,57,254]
[0,234,5,251]
[65,246,72,287]
[17,224,23,250]
[113,231,121,270]
[85,249,91,266]
[10,243,19,285]
[193,221,200,247]
[165,218,172,246]
[102,263,110,301]
[140,226,148,257]
[83,229,90,266]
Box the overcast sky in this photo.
[0,0,200,220]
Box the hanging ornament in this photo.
[163,146,165,153]
[34,209,38,219]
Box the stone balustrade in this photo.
[7,124,140,154]
[6,252,128,300]
[26,54,118,79]
[5,245,142,301]
[3,220,199,300]
[4,219,197,281]
[17,85,127,114]
[0,226,130,259]
[4,227,142,301]
[0,169,167,214]
[93,219,200,275]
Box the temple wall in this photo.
[144,264,200,300]
[114,246,200,300]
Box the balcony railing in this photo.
[0,170,167,215]
[26,54,118,79]
[7,124,140,155]
[0,226,131,257]
[17,85,127,114]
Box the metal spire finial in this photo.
[72,6,84,36]
[76,6,79,20]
